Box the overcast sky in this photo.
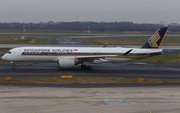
[0,0,179,24]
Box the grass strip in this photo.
[1,76,180,84]
[81,36,180,46]
[0,29,90,33]
[0,48,12,51]
[135,54,180,63]
[0,37,50,44]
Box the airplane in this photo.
[1,27,168,70]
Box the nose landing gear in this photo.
[10,62,15,69]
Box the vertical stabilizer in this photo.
[141,27,168,49]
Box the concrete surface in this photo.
[0,86,180,113]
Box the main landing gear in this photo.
[11,62,15,69]
[81,65,92,70]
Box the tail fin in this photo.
[141,27,168,49]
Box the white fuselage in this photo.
[2,46,162,63]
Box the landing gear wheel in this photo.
[12,64,15,69]
[11,62,15,69]
[81,65,87,70]
[87,65,92,70]
[81,65,92,70]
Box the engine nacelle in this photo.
[58,58,75,68]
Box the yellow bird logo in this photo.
[148,33,160,47]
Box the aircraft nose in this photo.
[1,55,6,60]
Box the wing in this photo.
[75,49,133,64]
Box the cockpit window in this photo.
[7,51,12,54]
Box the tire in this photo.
[12,65,15,69]
[87,66,92,70]
[81,65,86,70]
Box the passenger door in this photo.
[17,49,22,56]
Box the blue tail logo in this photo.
[141,27,168,49]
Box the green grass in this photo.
[0,29,137,34]
[0,29,91,33]
[81,36,148,45]
[135,54,180,63]
[1,76,180,84]
[0,37,50,44]
[1,29,180,46]
[0,55,10,64]
[0,48,12,51]
[81,36,180,46]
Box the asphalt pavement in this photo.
[0,62,180,79]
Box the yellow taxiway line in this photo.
[126,100,152,113]
[31,98,155,113]
[0,97,176,113]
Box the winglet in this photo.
[122,49,133,56]
[103,44,108,47]
[141,27,169,49]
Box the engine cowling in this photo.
[58,58,75,68]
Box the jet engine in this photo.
[58,58,75,68]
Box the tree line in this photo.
[0,21,179,32]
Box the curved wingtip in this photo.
[122,49,133,56]
[103,44,108,47]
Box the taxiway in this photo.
[0,62,180,79]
